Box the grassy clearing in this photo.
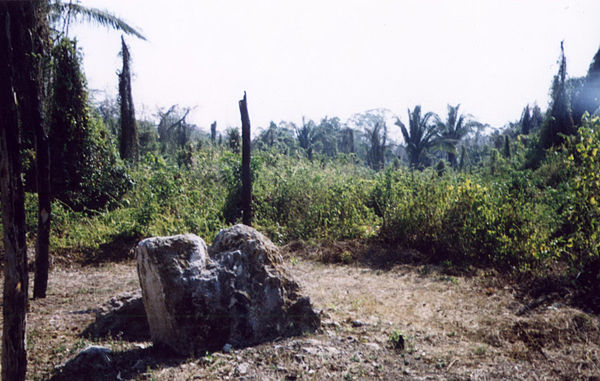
[8,252,599,380]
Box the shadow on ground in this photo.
[283,239,600,316]
[283,238,462,272]
[53,231,143,267]
[49,345,187,381]
[81,292,150,342]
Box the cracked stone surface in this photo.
[136,224,320,355]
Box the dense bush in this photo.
[46,148,380,256]
[252,152,379,242]
[560,115,600,281]
[375,167,557,271]
[35,116,600,287]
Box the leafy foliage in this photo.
[49,38,131,211]
[226,127,241,154]
[254,121,297,154]
[252,152,379,242]
[560,115,600,280]
[375,167,556,270]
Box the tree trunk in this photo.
[379,123,387,170]
[0,6,29,381]
[458,146,466,172]
[448,152,457,168]
[119,36,138,163]
[239,92,252,226]
[347,128,354,154]
[210,121,217,143]
[10,1,50,299]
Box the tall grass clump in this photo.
[252,152,380,243]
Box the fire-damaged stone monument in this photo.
[136,224,320,355]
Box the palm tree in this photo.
[48,0,146,40]
[364,122,387,170]
[437,104,482,168]
[37,1,145,299]
[395,105,440,169]
[296,118,318,160]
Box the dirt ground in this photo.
[2,246,600,380]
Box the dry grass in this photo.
[0,250,599,380]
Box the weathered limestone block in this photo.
[136,225,320,355]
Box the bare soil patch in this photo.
[1,252,599,380]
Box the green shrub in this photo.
[375,167,556,271]
[252,152,380,243]
[560,115,600,280]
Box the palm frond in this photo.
[395,118,409,144]
[50,1,146,40]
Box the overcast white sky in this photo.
[71,0,600,134]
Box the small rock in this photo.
[364,343,380,351]
[223,343,233,353]
[304,339,321,346]
[74,346,112,366]
[351,320,366,327]
[59,345,113,376]
[236,362,249,375]
[302,346,320,356]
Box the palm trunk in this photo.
[210,121,217,143]
[119,36,138,162]
[33,138,51,298]
[379,123,387,170]
[0,6,29,380]
[10,1,50,299]
[448,152,457,168]
[239,92,252,226]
